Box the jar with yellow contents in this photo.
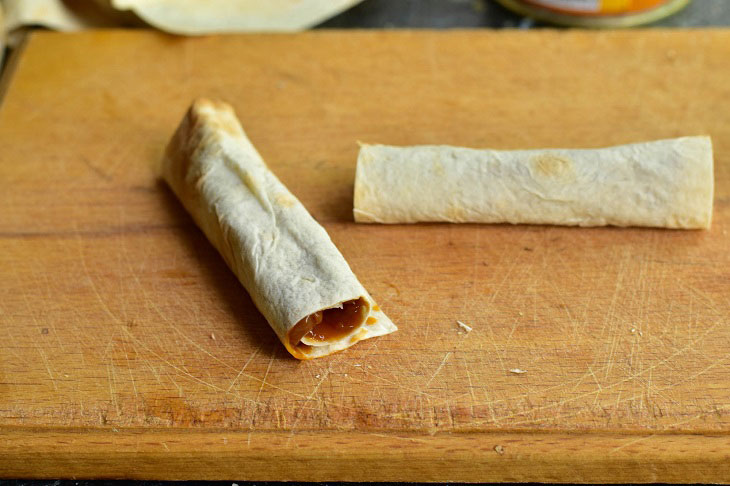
[495,0,691,27]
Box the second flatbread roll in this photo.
[354,137,713,229]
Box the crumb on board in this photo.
[315,374,320,379]
[457,320,473,333]
[509,368,527,374]
[494,445,505,454]
[210,332,216,340]
[631,328,636,334]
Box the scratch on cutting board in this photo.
[255,347,277,405]
[116,232,292,403]
[167,321,239,372]
[482,388,501,425]
[504,315,521,348]
[469,228,481,295]
[475,320,728,428]
[286,363,337,444]
[587,367,603,391]
[548,280,581,344]
[139,352,163,385]
[588,366,603,406]
[100,328,118,360]
[80,156,113,182]
[33,270,66,353]
[609,434,656,454]
[434,354,617,414]
[36,345,58,391]
[358,365,436,399]
[121,340,140,415]
[74,222,120,324]
[119,219,241,378]
[120,326,266,403]
[462,356,477,406]
[226,347,262,392]
[106,359,121,416]
[355,340,436,399]
[482,322,508,373]
[487,254,520,305]
[3,327,22,361]
[286,345,384,440]
[12,262,65,352]
[603,248,630,380]
[367,432,429,444]
[683,281,727,315]
[668,403,730,429]
[423,352,452,389]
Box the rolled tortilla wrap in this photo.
[162,99,396,359]
[354,137,713,229]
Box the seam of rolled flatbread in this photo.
[354,137,714,229]
[161,98,396,359]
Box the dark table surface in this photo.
[3,0,730,485]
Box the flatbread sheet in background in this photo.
[0,0,362,45]
[354,137,714,229]
[0,3,5,66]
[1,0,140,46]
[110,0,363,33]
[162,99,396,360]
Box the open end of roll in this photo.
[289,297,369,353]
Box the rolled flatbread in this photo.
[354,137,713,229]
[162,99,396,359]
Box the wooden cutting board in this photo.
[1,29,729,482]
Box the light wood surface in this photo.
[1,29,729,481]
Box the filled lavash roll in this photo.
[162,99,396,359]
[354,137,714,229]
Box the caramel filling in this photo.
[289,298,368,349]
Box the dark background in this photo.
[3,0,729,485]
[319,0,730,28]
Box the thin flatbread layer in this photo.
[354,137,713,229]
[162,99,396,359]
[111,0,363,33]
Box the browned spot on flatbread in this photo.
[275,193,296,208]
[446,203,467,221]
[214,116,242,138]
[192,98,241,138]
[433,160,445,176]
[350,327,370,343]
[531,154,575,181]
